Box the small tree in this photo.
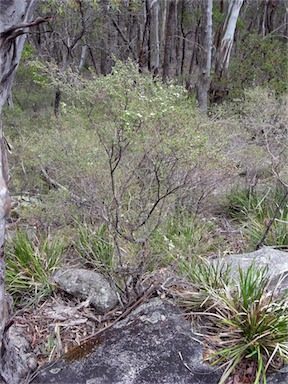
[34,60,224,295]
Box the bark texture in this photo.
[215,0,244,78]
[162,0,176,82]
[196,0,213,114]
[0,0,38,351]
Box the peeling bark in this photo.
[0,0,41,352]
[215,0,244,78]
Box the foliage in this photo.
[237,88,288,145]
[5,231,66,304]
[150,213,225,267]
[180,257,231,291]
[23,60,224,262]
[204,264,288,384]
[229,34,288,97]
[175,257,231,311]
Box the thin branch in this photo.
[0,16,51,48]
[40,168,87,205]
[110,16,137,61]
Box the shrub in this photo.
[19,60,226,266]
[229,34,287,97]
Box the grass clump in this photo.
[6,231,66,304]
[178,261,288,384]
[175,257,231,311]
[150,214,225,266]
[73,222,114,276]
[224,186,288,249]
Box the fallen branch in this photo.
[40,168,87,206]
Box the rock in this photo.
[30,298,223,384]
[212,247,288,293]
[54,268,118,313]
[0,324,37,384]
[29,297,288,384]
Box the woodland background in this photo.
[0,0,287,377]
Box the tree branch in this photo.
[0,16,52,47]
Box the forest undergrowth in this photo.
[3,61,288,383]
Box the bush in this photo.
[14,60,226,267]
[229,34,287,98]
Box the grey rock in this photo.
[54,268,118,313]
[0,324,37,384]
[30,298,222,384]
[267,366,288,384]
[30,297,288,384]
[213,247,288,293]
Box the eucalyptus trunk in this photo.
[162,0,176,82]
[215,0,244,78]
[0,0,39,347]
[197,0,213,114]
[152,0,160,77]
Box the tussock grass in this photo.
[177,261,288,384]
[6,231,66,304]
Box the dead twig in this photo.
[40,168,87,206]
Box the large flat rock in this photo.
[30,297,288,384]
[31,298,222,384]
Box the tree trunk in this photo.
[180,0,186,77]
[264,0,279,35]
[161,0,167,46]
[174,0,181,77]
[162,0,175,82]
[139,0,152,72]
[152,0,160,77]
[146,0,152,72]
[215,0,244,78]
[78,44,88,71]
[196,0,213,114]
[0,0,39,349]
[285,5,288,40]
[54,87,61,122]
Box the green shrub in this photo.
[229,34,287,97]
[16,60,226,256]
